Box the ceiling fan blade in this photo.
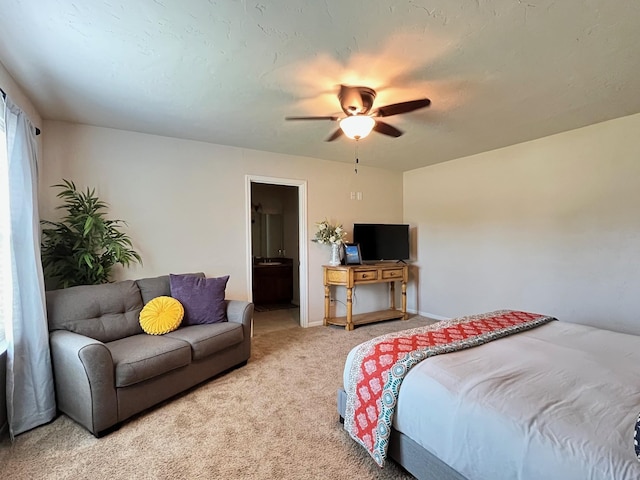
[285,116,339,121]
[325,128,344,142]
[374,98,431,117]
[373,121,403,138]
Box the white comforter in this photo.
[343,321,640,480]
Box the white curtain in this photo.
[2,95,55,438]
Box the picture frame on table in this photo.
[342,243,362,265]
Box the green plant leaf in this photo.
[83,216,94,236]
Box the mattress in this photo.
[343,320,640,480]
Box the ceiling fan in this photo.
[285,85,431,141]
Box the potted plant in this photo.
[40,179,142,289]
[312,219,347,266]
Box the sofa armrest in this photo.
[49,330,118,436]
[225,300,253,339]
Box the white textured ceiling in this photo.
[0,0,638,171]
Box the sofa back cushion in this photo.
[46,280,144,342]
[136,272,205,305]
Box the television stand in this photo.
[322,263,409,331]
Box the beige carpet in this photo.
[0,313,437,480]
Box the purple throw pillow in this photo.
[169,274,229,326]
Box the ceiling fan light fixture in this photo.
[285,85,430,142]
[339,115,375,140]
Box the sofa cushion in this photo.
[46,280,144,342]
[139,296,184,335]
[165,322,244,361]
[136,272,205,305]
[106,334,191,387]
[169,274,229,325]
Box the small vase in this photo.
[329,243,341,266]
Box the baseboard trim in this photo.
[417,311,451,321]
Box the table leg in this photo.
[346,286,354,331]
[389,281,396,310]
[324,284,330,326]
[401,280,408,320]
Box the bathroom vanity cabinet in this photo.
[252,258,293,305]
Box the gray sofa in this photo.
[46,273,253,437]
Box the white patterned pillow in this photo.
[635,412,640,461]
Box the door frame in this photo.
[245,175,308,327]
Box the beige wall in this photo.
[404,113,640,335]
[40,121,405,325]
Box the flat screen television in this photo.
[352,223,410,263]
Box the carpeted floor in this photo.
[0,313,437,480]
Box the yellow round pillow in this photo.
[139,296,184,335]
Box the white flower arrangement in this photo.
[312,219,347,245]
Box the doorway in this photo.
[245,175,308,328]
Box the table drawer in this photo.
[382,268,404,280]
[325,269,348,284]
[354,270,378,281]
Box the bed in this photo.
[337,310,640,480]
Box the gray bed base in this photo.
[337,388,468,480]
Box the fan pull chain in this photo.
[354,141,359,174]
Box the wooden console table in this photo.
[323,263,408,331]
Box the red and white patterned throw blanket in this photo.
[343,310,557,467]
